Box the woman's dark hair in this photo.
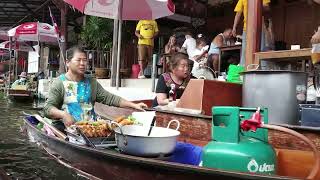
[66,46,86,61]
[169,52,189,71]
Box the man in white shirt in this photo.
[180,32,196,59]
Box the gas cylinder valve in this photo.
[240,107,263,132]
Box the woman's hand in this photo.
[62,112,75,127]
[119,99,148,111]
[132,102,148,111]
[232,28,237,37]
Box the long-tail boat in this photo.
[22,103,320,180]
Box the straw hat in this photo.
[18,72,27,78]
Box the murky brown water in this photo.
[0,96,86,180]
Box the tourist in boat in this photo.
[44,46,147,129]
[152,52,192,107]
[11,72,28,88]
[207,28,233,71]
[135,20,159,79]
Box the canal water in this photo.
[0,95,86,180]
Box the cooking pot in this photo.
[242,70,308,125]
[113,120,180,157]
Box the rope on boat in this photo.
[262,124,320,180]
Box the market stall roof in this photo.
[0,0,82,30]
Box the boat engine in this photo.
[202,106,276,175]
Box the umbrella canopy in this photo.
[63,0,175,89]
[64,0,175,20]
[0,41,34,52]
[0,30,8,41]
[8,22,58,42]
[0,49,9,56]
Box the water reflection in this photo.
[0,96,86,180]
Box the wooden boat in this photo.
[8,88,34,101]
[23,104,320,180]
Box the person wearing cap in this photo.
[152,52,192,107]
[11,72,28,88]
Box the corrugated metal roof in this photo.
[0,0,81,30]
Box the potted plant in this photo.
[80,16,113,78]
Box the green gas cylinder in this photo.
[202,106,276,175]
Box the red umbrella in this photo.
[8,22,58,42]
[64,0,175,20]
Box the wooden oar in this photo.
[33,114,69,141]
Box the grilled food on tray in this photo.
[76,121,111,138]
[115,116,135,126]
[75,116,136,137]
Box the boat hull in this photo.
[8,89,34,101]
[24,118,294,180]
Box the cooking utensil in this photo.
[113,120,180,157]
[147,116,156,136]
[76,127,96,148]
[242,70,307,125]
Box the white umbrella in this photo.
[8,22,58,42]
[0,41,35,52]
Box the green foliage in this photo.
[80,16,113,50]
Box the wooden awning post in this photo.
[245,0,262,69]
[59,3,68,73]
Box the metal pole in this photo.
[151,54,157,92]
[115,0,123,90]
[14,50,17,79]
[7,36,12,95]
[116,20,122,89]
[111,19,119,87]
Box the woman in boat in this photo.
[43,46,147,130]
[152,52,192,107]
